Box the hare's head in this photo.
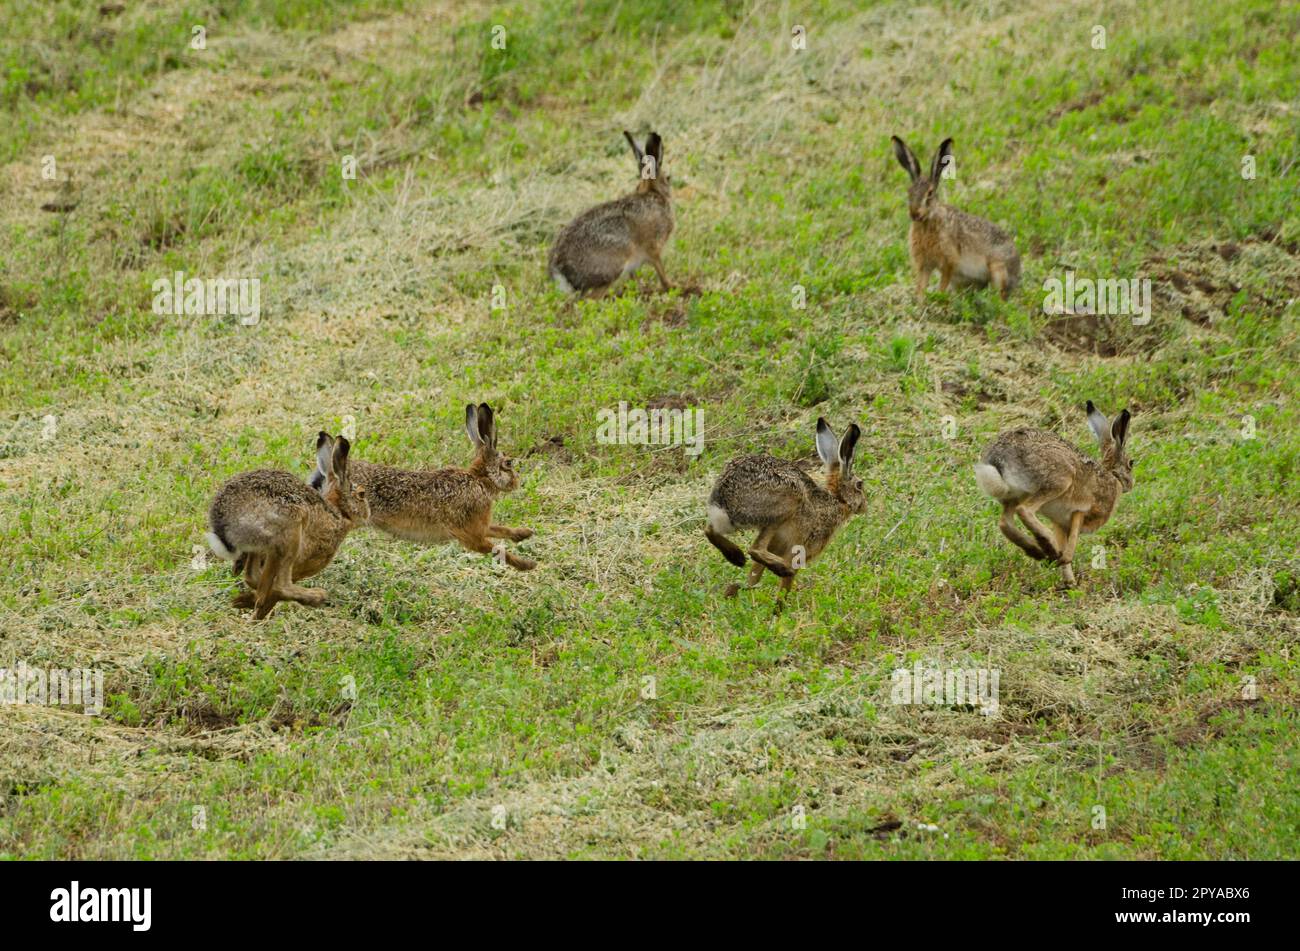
[315,431,370,523]
[815,417,866,514]
[625,130,670,198]
[892,136,952,222]
[1086,401,1134,492]
[466,402,519,493]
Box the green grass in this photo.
[1,0,1298,859]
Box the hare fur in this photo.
[705,417,865,601]
[207,433,369,619]
[311,403,535,571]
[548,131,674,296]
[892,135,1021,302]
[975,401,1133,585]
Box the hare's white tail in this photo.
[205,531,237,561]
[550,268,574,293]
[973,462,1014,500]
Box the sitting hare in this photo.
[974,401,1134,585]
[891,135,1021,301]
[207,433,369,619]
[705,418,864,600]
[548,130,674,296]
[311,403,535,571]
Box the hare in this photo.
[311,403,536,571]
[207,433,369,619]
[974,401,1133,586]
[891,135,1021,302]
[705,418,864,600]
[548,130,674,297]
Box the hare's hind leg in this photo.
[726,526,773,596]
[989,259,1011,300]
[725,561,766,598]
[252,551,286,619]
[1016,504,1062,563]
[281,584,327,607]
[456,527,536,571]
[233,553,263,608]
[998,504,1047,561]
[706,525,747,568]
[748,544,795,578]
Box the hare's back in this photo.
[210,469,318,548]
[981,429,1083,493]
[710,454,812,528]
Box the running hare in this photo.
[207,433,369,619]
[705,418,864,600]
[891,135,1021,301]
[548,130,674,296]
[311,403,535,571]
[974,402,1133,586]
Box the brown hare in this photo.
[548,130,674,297]
[705,418,864,601]
[207,433,369,619]
[311,403,535,571]
[974,401,1134,586]
[891,135,1021,301]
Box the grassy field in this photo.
[1,0,1297,859]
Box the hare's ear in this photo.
[465,403,484,447]
[1086,400,1112,446]
[624,130,644,166]
[929,138,953,185]
[331,434,351,482]
[891,135,920,182]
[313,432,334,489]
[644,132,663,176]
[815,417,840,471]
[839,423,862,475]
[1111,408,1132,451]
[477,402,497,449]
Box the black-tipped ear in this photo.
[891,135,920,181]
[331,434,351,479]
[624,130,643,164]
[315,432,333,482]
[929,138,953,183]
[1086,401,1112,445]
[839,423,862,474]
[1111,408,1131,449]
[466,403,482,447]
[644,132,663,174]
[477,402,496,449]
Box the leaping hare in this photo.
[891,135,1021,301]
[974,401,1134,586]
[548,130,674,297]
[705,418,864,601]
[207,433,369,619]
[311,403,536,571]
